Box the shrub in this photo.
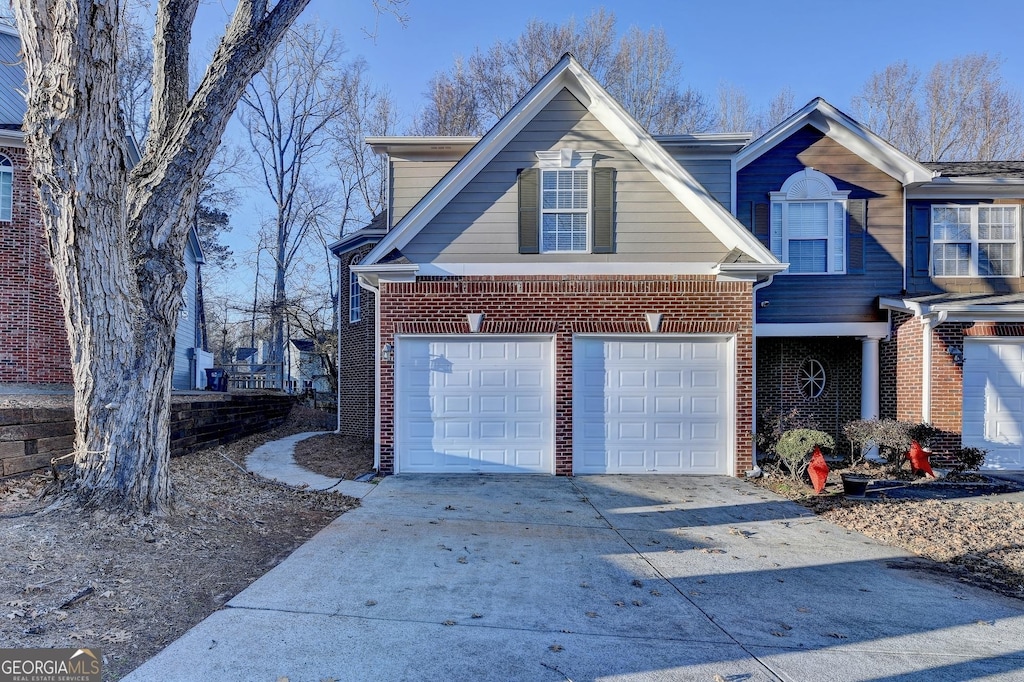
[907,422,939,447]
[951,446,987,473]
[844,418,920,473]
[755,407,818,462]
[775,428,834,481]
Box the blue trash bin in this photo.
[204,367,228,392]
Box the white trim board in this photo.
[755,322,889,338]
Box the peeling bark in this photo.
[13,0,310,513]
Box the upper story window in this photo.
[518,149,614,256]
[931,205,1019,277]
[0,155,12,222]
[541,169,589,252]
[770,168,850,274]
[349,255,361,323]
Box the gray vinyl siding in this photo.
[674,158,732,208]
[172,242,199,390]
[390,160,458,227]
[401,88,728,264]
[736,125,904,323]
[906,197,1024,295]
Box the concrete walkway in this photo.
[244,431,376,498]
[126,474,1024,681]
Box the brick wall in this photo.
[1,394,295,477]
[377,275,754,476]
[0,145,72,385]
[756,337,862,456]
[338,246,376,439]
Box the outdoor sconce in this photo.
[381,343,394,363]
[947,345,964,367]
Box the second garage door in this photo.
[573,336,732,474]
[395,336,554,473]
[963,339,1024,470]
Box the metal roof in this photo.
[0,30,25,128]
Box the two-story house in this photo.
[335,54,1024,476]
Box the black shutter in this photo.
[847,199,867,274]
[591,167,615,254]
[518,168,539,254]
[753,203,770,247]
[911,204,931,277]
[739,200,753,231]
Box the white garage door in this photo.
[573,337,732,474]
[395,337,553,473]
[963,339,1024,470]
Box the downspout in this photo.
[335,255,343,434]
[358,274,383,472]
[749,274,775,475]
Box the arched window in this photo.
[770,168,849,274]
[0,155,13,222]
[798,358,827,399]
[349,255,362,323]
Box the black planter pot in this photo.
[841,473,870,497]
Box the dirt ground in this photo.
[292,433,374,480]
[0,406,367,680]
[755,468,1024,602]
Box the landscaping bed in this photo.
[755,468,1024,601]
[0,406,365,680]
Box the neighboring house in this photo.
[338,54,1024,476]
[286,338,331,393]
[0,25,209,392]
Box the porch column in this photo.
[861,337,880,420]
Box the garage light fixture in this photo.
[946,345,963,366]
[381,343,394,363]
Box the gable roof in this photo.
[735,98,934,186]
[924,161,1024,178]
[360,54,779,270]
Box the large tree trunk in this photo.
[14,0,310,514]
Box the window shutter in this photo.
[910,204,931,276]
[591,167,615,253]
[769,202,783,259]
[753,203,770,247]
[847,199,866,274]
[518,168,539,254]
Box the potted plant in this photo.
[775,428,834,493]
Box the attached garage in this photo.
[963,339,1024,470]
[573,336,733,474]
[395,336,554,473]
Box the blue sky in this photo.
[197,0,1024,304]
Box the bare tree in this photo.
[851,61,922,157]
[420,9,710,135]
[11,0,312,513]
[716,82,755,132]
[756,86,795,137]
[852,53,1024,161]
[239,22,347,388]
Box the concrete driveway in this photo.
[126,475,1024,681]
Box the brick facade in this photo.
[0,145,71,385]
[338,246,377,439]
[756,337,862,455]
[376,275,754,476]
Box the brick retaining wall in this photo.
[0,393,294,477]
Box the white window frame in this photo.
[536,149,595,254]
[0,155,12,222]
[770,167,849,275]
[930,204,1020,277]
[349,255,361,323]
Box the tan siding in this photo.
[390,160,458,227]
[402,88,729,264]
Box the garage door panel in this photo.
[574,337,730,474]
[397,337,553,473]
[964,339,1024,470]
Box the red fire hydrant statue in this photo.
[908,440,936,478]
[808,446,830,494]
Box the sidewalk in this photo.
[244,430,376,498]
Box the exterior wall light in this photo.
[381,343,394,363]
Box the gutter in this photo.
[356,274,383,473]
[748,274,776,475]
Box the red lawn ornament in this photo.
[808,446,830,494]
[908,440,936,478]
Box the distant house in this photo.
[336,53,1024,476]
[286,338,331,393]
[0,25,209,391]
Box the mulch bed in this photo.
[292,433,374,480]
